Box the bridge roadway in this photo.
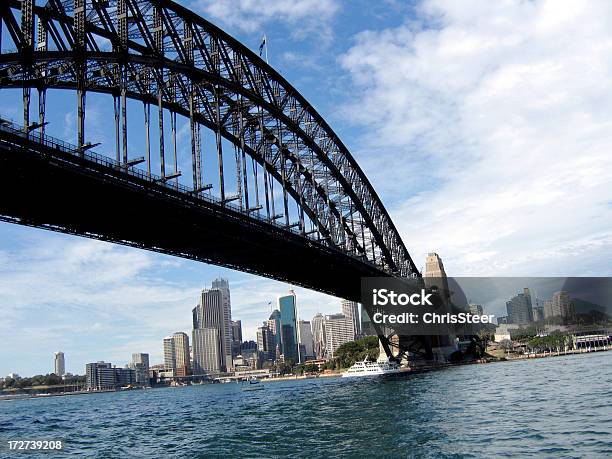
[0,122,387,302]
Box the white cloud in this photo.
[191,0,339,40]
[339,0,612,276]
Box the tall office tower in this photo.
[163,336,176,375]
[231,320,243,357]
[311,313,326,358]
[469,304,484,316]
[360,305,376,337]
[192,279,233,372]
[341,300,360,339]
[268,309,282,349]
[297,320,315,361]
[212,277,233,370]
[131,353,150,385]
[506,288,534,325]
[551,291,575,319]
[278,291,299,363]
[173,332,191,377]
[324,314,354,359]
[543,299,554,318]
[256,324,276,361]
[54,351,65,376]
[192,327,221,374]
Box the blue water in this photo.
[1,352,611,458]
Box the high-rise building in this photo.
[54,351,65,376]
[324,314,354,359]
[130,353,150,385]
[192,327,221,374]
[549,291,575,319]
[297,320,315,361]
[360,305,376,337]
[173,332,191,377]
[231,320,243,358]
[506,288,534,325]
[192,278,233,371]
[341,300,360,339]
[163,336,176,375]
[469,304,484,316]
[256,324,276,362]
[268,309,282,350]
[311,313,326,358]
[278,291,299,363]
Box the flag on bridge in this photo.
[259,35,267,59]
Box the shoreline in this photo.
[2,345,609,401]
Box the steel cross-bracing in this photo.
[0,0,422,358]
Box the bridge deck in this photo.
[0,123,386,301]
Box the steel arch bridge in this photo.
[0,0,424,358]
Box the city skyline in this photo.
[2,0,612,377]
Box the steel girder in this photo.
[0,0,420,280]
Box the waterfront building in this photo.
[131,353,150,385]
[297,320,315,361]
[173,332,191,377]
[54,351,65,376]
[506,288,534,325]
[494,324,521,342]
[163,336,176,376]
[86,362,134,390]
[192,327,221,374]
[341,300,360,339]
[324,313,354,359]
[278,291,299,363]
[469,304,483,316]
[311,313,326,358]
[192,278,233,371]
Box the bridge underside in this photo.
[0,132,384,302]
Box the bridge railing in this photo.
[0,118,377,267]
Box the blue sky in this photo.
[2,0,612,376]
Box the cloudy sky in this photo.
[1,0,611,376]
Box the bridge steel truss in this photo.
[0,0,422,359]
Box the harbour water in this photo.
[1,352,611,458]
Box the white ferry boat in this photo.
[342,358,401,378]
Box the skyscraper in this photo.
[278,291,299,362]
[297,320,315,361]
[54,351,65,376]
[256,324,276,362]
[341,300,360,339]
[163,336,176,375]
[192,278,233,372]
[192,327,220,374]
[506,288,534,325]
[324,314,354,359]
[231,320,243,357]
[469,304,484,316]
[311,313,326,358]
[268,309,282,350]
[173,332,191,377]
